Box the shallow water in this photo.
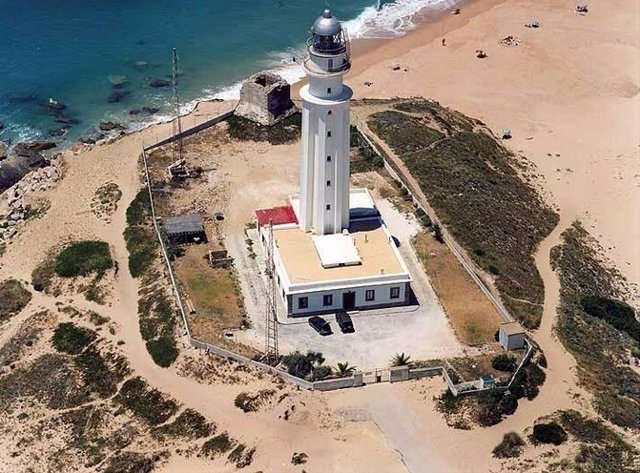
[0,0,458,147]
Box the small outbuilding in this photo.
[499,321,526,350]
[235,72,297,126]
[163,214,206,244]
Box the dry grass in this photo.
[413,231,501,345]
[174,245,244,345]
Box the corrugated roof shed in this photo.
[163,214,204,235]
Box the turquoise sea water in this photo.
[0,0,458,147]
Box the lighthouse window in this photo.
[327,110,332,115]
[327,156,332,162]
[326,180,331,187]
[326,204,331,210]
[327,87,332,94]
[327,131,332,137]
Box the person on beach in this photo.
[442,38,446,46]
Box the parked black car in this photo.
[308,316,332,336]
[335,311,355,333]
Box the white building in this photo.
[256,10,413,317]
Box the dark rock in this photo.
[99,121,125,132]
[0,149,47,193]
[0,142,8,160]
[54,115,80,125]
[45,99,66,111]
[0,122,4,130]
[8,94,37,103]
[142,106,160,114]
[48,128,67,137]
[108,90,130,103]
[129,109,141,115]
[14,142,56,155]
[148,78,170,88]
[80,137,96,145]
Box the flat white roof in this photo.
[312,233,362,268]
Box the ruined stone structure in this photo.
[235,72,296,126]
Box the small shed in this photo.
[499,322,526,350]
[163,214,206,245]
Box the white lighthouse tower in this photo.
[299,9,353,235]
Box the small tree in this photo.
[532,422,568,445]
[391,352,411,367]
[433,223,445,243]
[492,353,516,372]
[336,362,356,377]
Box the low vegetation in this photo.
[228,444,256,469]
[200,432,234,458]
[152,408,215,440]
[350,125,384,173]
[51,322,97,354]
[531,421,568,446]
[125,188,179,367]
[115,377,179,426]
[491,353,516,372]
[0,278,31,321]
[366,99,558,327]
[124,189,158,278]
[227,112,301,145]
[91,181,122,221]
[234,389,276,413]
[551,222,640,430]
[492,432,525,458]
[55,240,113,277]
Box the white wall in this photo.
[286,282,409,316]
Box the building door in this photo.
[343,291,355,310]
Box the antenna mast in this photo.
[172,47,184,161]
[264,220,279,364]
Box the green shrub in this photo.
[228,444,255,468]
[52,322,97,355]
[145,337,178,368]
[201,432,234,458]
[432,223,445,244]
[124,226,157,278]
[492,432,525,458]
[291,452,309,465]
[312,365,332,381]
[581,296,639,343]
[492,353,516,372]
[153,408,214,439]
[55,241,113,277]
[282,351,325,379]
[126,189,151,227]
[532,421,568,445]
[391,352,411,366]
[0,279,32,321]
[115,377,178,426]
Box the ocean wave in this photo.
[344,0,460,39]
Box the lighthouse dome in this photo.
[312,9,342,37]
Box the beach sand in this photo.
[0,0,638,471]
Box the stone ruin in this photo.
[234,72,296,126]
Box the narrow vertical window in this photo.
[326,204,331,210]
[327,131,332,137]
[327,87,332,94]
[327,156,332,162]
[326,180,331,187]
[327,110,332,115]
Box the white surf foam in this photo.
[344,0,461,39]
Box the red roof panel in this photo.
[255,205,298,227]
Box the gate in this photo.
[362,368,389,384]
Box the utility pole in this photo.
[264,220,279,364]
[172,47,184,162]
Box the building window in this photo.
[327,110,332,115]
[323,294,333,306]
[365,289,375,302]
[327,155,332,162]
[327,87,332,94]
[298,297,308,309]
[326,204,331,210]
[390,287,400,299]
[327,131,332,137]
[326,180,331,187]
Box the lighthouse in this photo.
[298,9,353,235]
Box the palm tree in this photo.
[391,352,411,367]
[336,362,356,377]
